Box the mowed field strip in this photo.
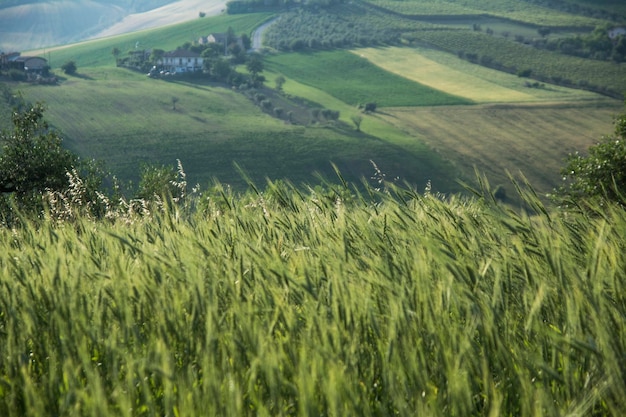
[377,102,622,197]
[353,46,606,104]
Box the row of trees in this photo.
[472,23,626,63]
[226,0,345,14]
[534,26,626,63]
[262,5,408,51]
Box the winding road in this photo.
[251,17,280,51]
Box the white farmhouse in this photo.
[158,49,203,74]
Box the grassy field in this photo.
[352,46,606,104]
[13,68,461,193]
[1,181,625,416]
[28,13,274,69]
[377,101,622,198]
[264,50,473,108]
[4,7,621,200]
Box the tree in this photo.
[556,110,626,207]
[112,47,120,61]
[212,59,232,81]
[364,102,377,113]
[61,60,77,75]
[0,103,79,211]
[241,33,251,51]
[150,48,165,64]
[246,54,264,76]
[351,115,363,131]
[274,75,286,92]
[136,163,179,201]
[246,54,264,87]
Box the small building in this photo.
[608,27,626,40]
[10,56,48,73]
[158,49,203,74]
[1,52,21,70]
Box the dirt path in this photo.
[89,0,228,40]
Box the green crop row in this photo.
[1,178,625,416]
[406,29,626,98]
[265,50,472,107]
[263,2,440,51]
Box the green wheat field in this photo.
[0,177,624,416]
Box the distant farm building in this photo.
[608,27,626,40]
[1,52,47,73]
[158,49,203,73]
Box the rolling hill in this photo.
[1,0,624,200]
[0,0,225,52]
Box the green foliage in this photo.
[0,103,111,223]
[263,3,433,51]
[556,110,626,207]
[7,69,26,81]
[365,0,608,27]
[1,178,626,415]
[136,161,185,202]
[0,103,78,211]
[274,74,286,91]
[61,60,77,75]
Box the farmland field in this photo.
[352,46,605,104]
[264,50,473,108]
[377,101,622,198]
[15,68,460,192]
[408,30,626,97]
[1,179,626,416]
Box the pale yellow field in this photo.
[353,47,604,104]
[376,101,623,197]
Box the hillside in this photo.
[0,0,225,51]
[2,0,624,200]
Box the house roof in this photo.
[14,56,47,63]
[164,49,201,58]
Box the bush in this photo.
[556,110,626,208]
[8,69,26,81]
[61,61,77,75]
[364,102,377,113]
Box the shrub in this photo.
[555,110,626,208]
[364,102,377,112]
[8,69,26,81]
[61,60,77,75]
